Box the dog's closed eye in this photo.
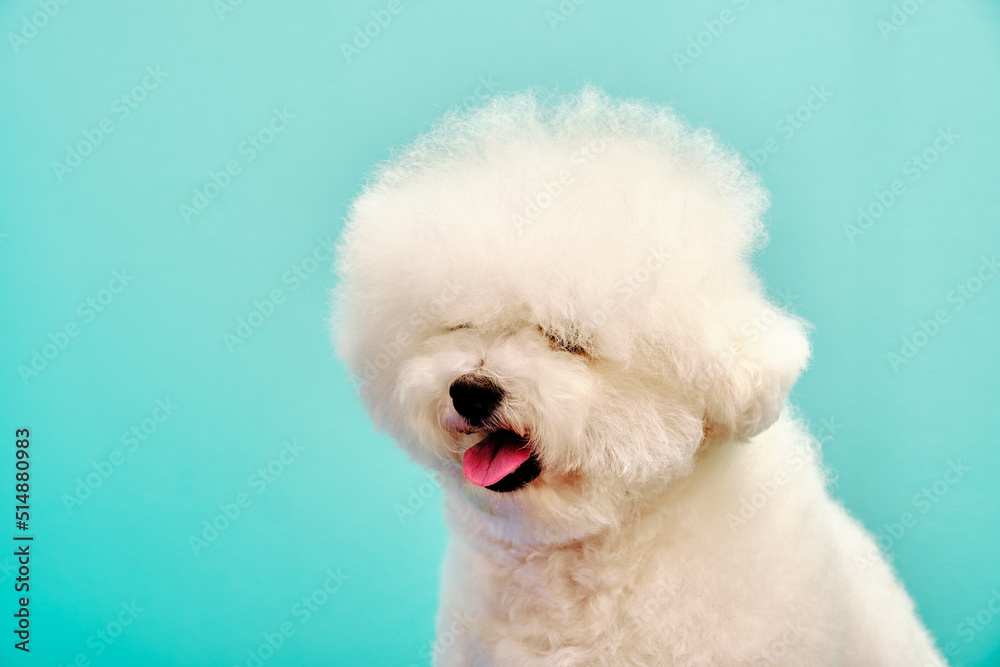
[538,326,589,357]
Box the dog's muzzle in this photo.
[450,374,541,493]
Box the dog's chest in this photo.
[439,527,832,667]
[448,540,699,665]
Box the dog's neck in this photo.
[443,433,747,569]
[431,434,759,657]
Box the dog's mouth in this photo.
[462,429,541,493]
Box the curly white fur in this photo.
[332,87,945,666]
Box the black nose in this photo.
[449,375,503,425]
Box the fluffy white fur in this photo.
[333,87,945,666]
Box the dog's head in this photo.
[333,88,810,545]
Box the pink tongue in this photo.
[462,431,531,487]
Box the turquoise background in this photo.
[1,0,998,664]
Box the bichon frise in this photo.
[333,87,945,666]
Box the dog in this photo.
[333,87,946,666]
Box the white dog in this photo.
[333,87,945,666]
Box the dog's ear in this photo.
[701,299,811,441]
